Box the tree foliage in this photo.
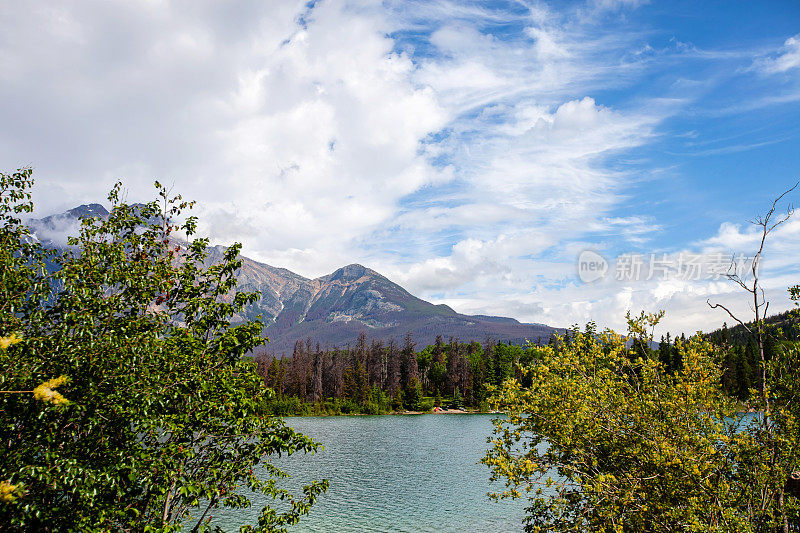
[256,333,544,414]
[483,312,800,532]
[484,188,800,532]
[0,168,327,532]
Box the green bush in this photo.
[266,395,307,416]
[484,315,800,532]
[0,169,327,532]
[361,402,381,415]
[418,398,434,412]
[338,399,359,414]
[391,389,404,411]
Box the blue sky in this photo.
[1,0,799,334]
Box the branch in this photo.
[706,300,751,334]
[191,495,219,533]
[162,479,176,524]
[753,182,798,247]
[747,183,798,287]
[725,272,750,292]
[766,182,798,231]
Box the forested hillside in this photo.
[261,307,800,415]
[255,332,548,415]
[704,310,800,400]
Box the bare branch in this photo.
[767,181,800,228]
[706,299,751,334]
[754,181,798,242]
[767,206,794,234]
[746,184,799,293]
[726,272,750,291]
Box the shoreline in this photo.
[282,409,501,417]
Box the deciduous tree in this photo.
[0,169,327,532]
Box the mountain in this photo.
[38,203,110,228]
[29,205,562,354]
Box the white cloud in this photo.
[394,190,799,337]
[28,216,82,249]
[753,35,800,75]
[388,95,658,300]
[698,216,800,281]
[1,0,450,277]
[590,0,649,11]
[1,0,669,326]
[4,0,795,339]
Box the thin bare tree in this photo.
[707,182,797,532]
[707,183,797,415]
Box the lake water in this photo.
[212,414,527,532]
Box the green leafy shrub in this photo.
[418,398,434,412]
[266,396,308,417]
[337,399,359,414]
[0,169,327,532]
[484,314,800,532]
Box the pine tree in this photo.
[343,358,369,405]
[404,376,422,411]
[658,333,672,373]
[451,386,463,409]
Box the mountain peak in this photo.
[45,203,109,223]
[32,204,562,352]
[71,203,109,217]
[31,204,109,239]
[325,263,378,282]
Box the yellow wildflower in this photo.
[33,375,70,405]
[0,333,22,350]
[1,480,23,504]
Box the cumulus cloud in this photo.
[0,0,450,277]
[386,95,658,308]
[474,205,799,336]
[753,34,800,75]
[697,215,800,284]
[27,216,83,249]
[0,0,669,329]
[2,0,796,337]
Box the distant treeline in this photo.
[254,332,545,415]
[705,309,800,400]
[644,309,799,401]
[254,310,799,414]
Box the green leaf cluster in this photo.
[483,313,800,532]
[0,169,327,532]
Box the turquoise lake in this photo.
[212,414,527,532]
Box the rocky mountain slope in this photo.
[30,205,562,354]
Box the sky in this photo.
[1,0,799,335]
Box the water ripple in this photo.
[212,414,526,532]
